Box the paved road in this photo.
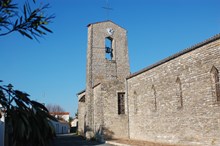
[50,134,114,146]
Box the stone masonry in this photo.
[77,21,130,140]
[127,35,220,146]
[77,20,220,146]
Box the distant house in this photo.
[49,112,70,134]
[70,117,78,133]
[70,117,78,127]
[50,112,70,122]
[50,120,70,134]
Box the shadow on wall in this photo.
[77,125,115,142]
[76,116,87,137]
[95,126,115,141]
[103,127,114,140]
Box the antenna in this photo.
[102,0,113,20]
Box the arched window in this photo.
[210,66,220,101]
[176,77,183,108]
[152,85,157,111]
[133,91,137,114]
[105,37,113,60]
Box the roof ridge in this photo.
[127,33,220,79]
[87,20,126,30]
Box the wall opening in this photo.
[176,77,183,109]
[152,85,157,111]
[105,37,113,60]
[118,92,125,115]
[210,66,220,101]
[134,91,138,114]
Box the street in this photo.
[50,134,114,146]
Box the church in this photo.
[77,20,220,146]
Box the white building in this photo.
[70,117,78,127]
[50,120,70,134]
[49,112,70,134]
[50,112,70,122]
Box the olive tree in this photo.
[0,0,54,40]
[0,0,55,145]
[0,82,57,146]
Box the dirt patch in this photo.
[108,139,184,146]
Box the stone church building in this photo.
[77,20,220,146]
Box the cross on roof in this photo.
[102,0,113,20]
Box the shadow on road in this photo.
[50,133,113,146]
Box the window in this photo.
[118,92,125,115]
[105,37,113,60]
[176,77,183,108]
[133,91,138,114]
[210,66,220,101]
[152,85,157,111]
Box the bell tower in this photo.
[85,21,130,138]
[86,21,130,87]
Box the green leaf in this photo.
[34,28,46,35]
[31,100,48,112]
[19,16,23,24]
[0,100,8,107]
[24,4,27,20]
[14,19,18,28]
[14,98,27,109]
[0,90,7,101]
[40,25,53,33]
[15,90,30,103]
[18,30,33,39]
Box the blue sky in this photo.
[1,0,220,117]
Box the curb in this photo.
[106,141,131,146]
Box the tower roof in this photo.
[87,20,126,30]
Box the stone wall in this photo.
[92,80,129,140]
[78,20,220,145]
[93,84,104,137]
[102,80,129,139]
[84,21,130,139]
[86,21,130,87]
[127,38,220,146]
[77,92,85,136]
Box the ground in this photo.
[51,134,113,146]
[51,134,186,146]
[107,139,185,146]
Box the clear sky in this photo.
[1,0,220,117]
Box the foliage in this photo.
[69,116,73,126]
[0,0,54,40]
[75,111,78,117]
[46,104,65,113]
[69,116,73,123]
[0,1,55,145]
[0,82,57,146]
